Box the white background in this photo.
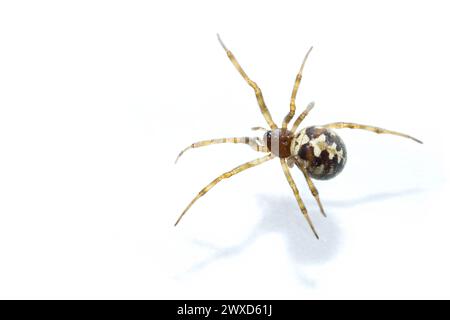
[0,1,448,299]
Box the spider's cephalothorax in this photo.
[292,126,347,180]
[263,129,294,158]
[175,34,422,239]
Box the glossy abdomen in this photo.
[292,126,347,180]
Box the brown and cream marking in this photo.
[293,126,347,180]
[175,34,422,239]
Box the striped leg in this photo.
[217,34,277,130]
[280,158,319,239]
[175,137,268,163]
[294,158,326,217]
[175,154,275,226]
[290,101,315,133]
[282,46,313,129]
[322,122,423,144]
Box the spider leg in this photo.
[322,122,423,144]
[217,34,277,130]
[280,158,319,239]
[294,158,326,217]
[175,154,275,226]
[282,46,313,129]
[175,137,268,163]
[290,101,315,133]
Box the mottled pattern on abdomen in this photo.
[295,126,347,180]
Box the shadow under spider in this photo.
[324,188,424,208]
[183,194,339,285]
[182,188,424,285]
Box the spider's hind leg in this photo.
[294,158,326,217]
[175,154,275,226]
[280,158,319,239]
[322,122,423,144]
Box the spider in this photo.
[174,34,422,239]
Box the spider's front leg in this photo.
[217,34,277,130]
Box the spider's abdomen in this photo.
[291,126,347,180]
